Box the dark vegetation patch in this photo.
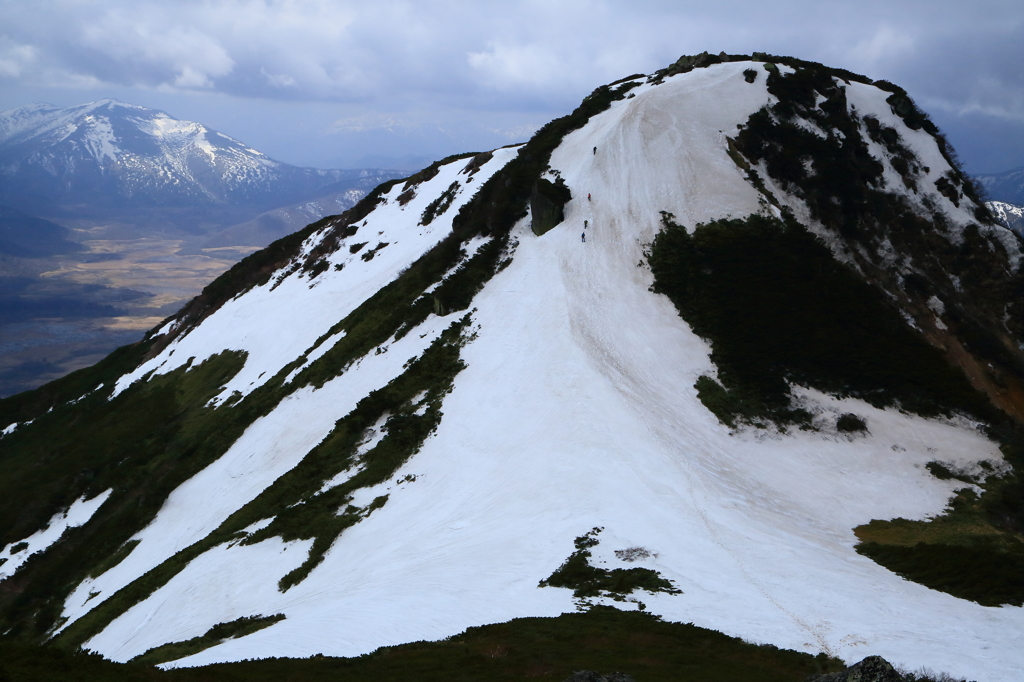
[0,637,167,681]
[86,539,140,578]
[129,614,285,666]
[420,182,460,226]
[401,152,478,192]
[645,51,871,88]
[459,151,493,177]
[9,541,30,554]
[731,60,1024,424]
[449,78,640,240]
[856,539,1024,607]
[539,529,679,600]
[359,242,389,262]
[648,213,990,427]
[0,607,845,681]
[0,350,249,642]
[835,413,867,433]
[863,116,920,191]
[396,187,416,206]
[855,448,1024,608]
[692,375,793,429]
[925,461,977,483]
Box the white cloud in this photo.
[467,42,567,91]
[847,25,915,66]
[0,38,36,78]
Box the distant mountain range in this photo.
[976,166,1024,205]
[0,99,400,214]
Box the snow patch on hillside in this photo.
[0,490,111,582]
[80,116,120,164]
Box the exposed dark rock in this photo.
[530,177,571,236]
[806,655,905,682]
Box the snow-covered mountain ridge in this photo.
[1,53,1023,681]
[989,199,1024,236]
[0,99,380,209]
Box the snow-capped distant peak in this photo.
[0,99,340,206]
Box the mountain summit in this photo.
[0,99,355,210]
[1,54,1023,681]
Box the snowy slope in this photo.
[3,60,1023,681]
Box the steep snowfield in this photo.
[57,63,1023,680]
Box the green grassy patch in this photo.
[855,483,1024,606]
[540,529,680,601]
[129,614,285,666]
[856,540,1024,607]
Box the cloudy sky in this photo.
[1,0,1022,172]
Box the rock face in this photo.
[807,656,905,682]
[530,177,571,235]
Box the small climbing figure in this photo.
[581,232,586,243]
[584,219,588,229]
[593,146,597,155]
[588,193,591,201]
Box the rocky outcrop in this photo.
[807,656,905,682]
[530,177,571,235]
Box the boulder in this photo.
[807,655,905,682]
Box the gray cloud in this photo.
[1,0,1022,171]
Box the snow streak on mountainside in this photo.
[0,491,111,581]
[2,58,1023,681]
[0,100,376,209]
